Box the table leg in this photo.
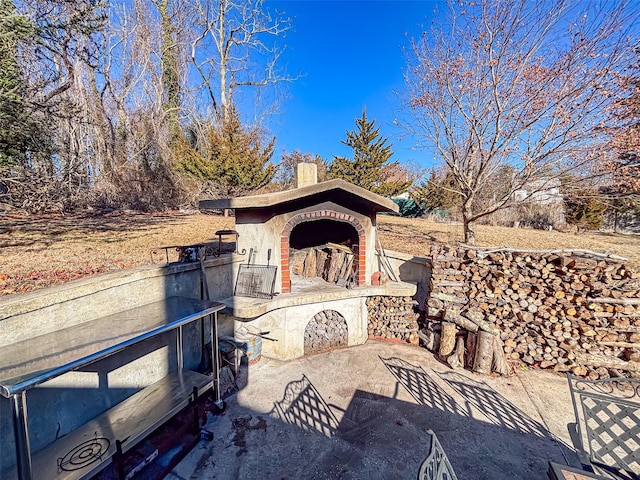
[210,313,222,408]
[177,325,184,370]
[11,392,32,480]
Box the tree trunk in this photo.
[463,220,476,245]
[462,203,476,245]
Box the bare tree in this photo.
[0,0,106,212]
[276,150,329,189]
[188,0,294,125]
[604,53,640,200]
[401,0,639,244]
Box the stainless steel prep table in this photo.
[0,296,225,480]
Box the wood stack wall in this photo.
[424,245,640,379]
[367,296,420,345]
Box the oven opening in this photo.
[289,220,359,287]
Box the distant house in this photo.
[513,178,563,204]
[381,164,412,200]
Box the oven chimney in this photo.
[294,162,317,188]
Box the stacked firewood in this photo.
[367,296,420,345]
[296,243,355,286]
[423,245,640,379]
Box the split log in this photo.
[491,335,509,376]
[587,297,640,306]
[439,322,457,358]
[327,250,346,283]
[316,250,328,278]
[604,326,640,333]
[431,280,465,288]
[598,341,640,349]
[339,254,354,280]
[327,242,353,254]
[473,330,495,374]
[459,245,628,262]
[417,330,436,351]
[302,249,317,277]
[431,292,467,304]
[464,309,501,336]
[443,310,479,333]
[466,332,477,369]
[447,336,465,369]
[574,353,640,373]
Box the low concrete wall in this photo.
[377,249,432,312]
[0,255,242,473]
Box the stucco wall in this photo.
[235,201,378,293]
[219,297,369,361]
[377,250,432,312]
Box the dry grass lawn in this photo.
[1,211,638,296]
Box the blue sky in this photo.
[265,0,440,169]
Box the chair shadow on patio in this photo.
[174,345,580,480]
[436,370,552,439]
[379,356,467,416]
[270,374,340,438]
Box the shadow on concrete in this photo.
[380,356,465,415]
[172,344,579,480]
[270,374,339,438]
[436,370,550,439]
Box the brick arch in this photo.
[280,210,367,293]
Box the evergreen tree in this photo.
[329,108,411,196]
[175,109,277,197]
[564,191,607,232]
[411,168,461,213]
[0,0,43,168]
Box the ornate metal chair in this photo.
[566,374,640,480]
[417,429,459,480]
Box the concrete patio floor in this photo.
[169,340,580,480]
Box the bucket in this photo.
[235,326,263,364]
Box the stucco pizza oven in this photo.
[199,163,417,360]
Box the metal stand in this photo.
[11,392,32,480]
[210,313,224,409]
[214,230,244,256]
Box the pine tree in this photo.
[175,109,277,197]
[564,191,607,232]
[411,168,461,213]
[329,108,411,197]
[0,0,42,168]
